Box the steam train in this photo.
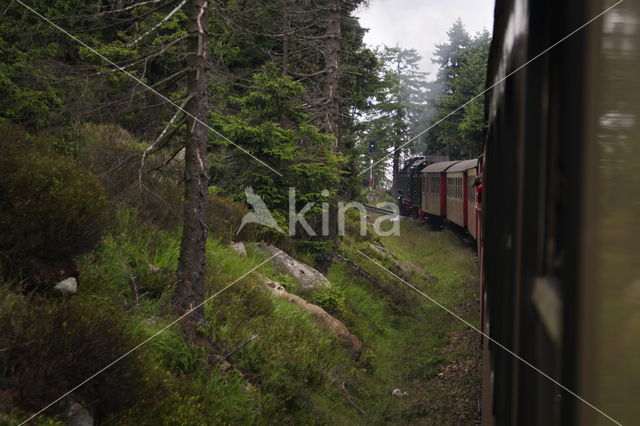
[396,156,482,242]
[397,0,640,424]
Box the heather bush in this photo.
[0,296,153,422]
[0,122,107,281]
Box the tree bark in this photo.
[174,0,209,341]
[392,56,404,191]
[392,140,401,190]
[323,0,341,243]
[322,0,341,147]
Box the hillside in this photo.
[0,131,480,423]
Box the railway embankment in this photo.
[1,201,480,425]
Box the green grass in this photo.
[1,209,480,424]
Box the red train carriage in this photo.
[421,160,460,217]
[445,159,478,230]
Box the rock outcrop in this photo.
[256,243,331,291]
[258,274,361,358]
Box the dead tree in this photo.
[174,0,210,341]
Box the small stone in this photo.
[230,242,247,257]
[54,277,77,294]
[392,388,408,397]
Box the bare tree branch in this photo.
[128,0,187,48]
[95,0,164,16]
[139,94,192,191]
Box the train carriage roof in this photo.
[447,158,478,173]
[421,160,461,174]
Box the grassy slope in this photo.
[361,216,482,423]
[2,211,480,425]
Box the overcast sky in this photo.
[355,0,496,79]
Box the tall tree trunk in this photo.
[392,143,401,191]
[392,57,403,191]
[392,109,403,190]
[174,0,209,341]
[323,0,341,242]
[322,0,341,147]
[282,0,290,75]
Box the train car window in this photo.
[431,176,440,196]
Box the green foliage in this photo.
[207,192,257,243]
[343,206,374,242]
[211,63,342,236]
[73,123,185,230]
[0,201,481,424]
[76,209,179,302]
[359,46,430,187]
[0,2,482,423]
[0,123,107,278]
[225,299,345,419]
[114,370,258,426]
[2,408,64,426]
[426,21,491,159]
[0,33,62,129]
[312,284,346,315]
[146,326,204,377]
[275,273,299,292]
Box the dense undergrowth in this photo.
[0,124,479,424]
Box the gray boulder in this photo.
[256,243,331,292]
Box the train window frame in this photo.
[431,175,440,196]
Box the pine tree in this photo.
[426,21,490,159]
[361,46,429,190]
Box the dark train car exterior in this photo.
[421,160,460,217]
[482,0,640,425]
[466,161,479,240]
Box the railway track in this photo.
[363,205,401,216]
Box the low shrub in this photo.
[75,210,179,303]
[312,284,346,315]
[0,122,107,282]
[77,123,184,230]
[0,297,152,422]
[207,191,257,243]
